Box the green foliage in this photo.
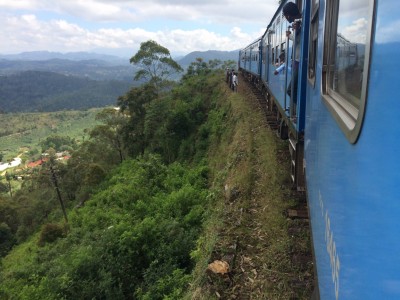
[118,63,224,164]
[37,223,65,247]
[40,135,77,152]
[0,155,210,299]
[117,83,158,157]
[0,181,8,193]
[130,40,183,86]
[0,49,231,299]
[0,222,16,256]
[0,109,100,158]
[0,70,132,113]
[89,108,128,163]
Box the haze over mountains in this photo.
[0,50,238,113]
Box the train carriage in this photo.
[239,0,400,298]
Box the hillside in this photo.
[0,109,101,160]
[0,51,127,63]
[0,50,238,79]
[178,50,239,68]
[0,59,136,82]
[0,69,313,299]
[0,71,132,112]
[188,74,313,299]
[0,50,238,113]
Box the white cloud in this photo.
[0,0,276,55]
[0,0,276,25]
[340,18,368,44]
[0,13,263,55]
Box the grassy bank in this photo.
[187,76,313,299]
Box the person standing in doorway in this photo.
[283,2,302,105]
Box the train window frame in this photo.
[263,39,267,65]
[307,0,319,86]
[322,0,375,143]
[271,25,276,64]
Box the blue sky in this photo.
[0,0,280,58]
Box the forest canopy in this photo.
[0,41,233,299]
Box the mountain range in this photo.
[0,50,239,113]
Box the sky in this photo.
[0,0,280,58]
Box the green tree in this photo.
[0,222,15,256]
[0,181,8,193]
[90,108,127,163]
[5,172,13,198]
[130,40,183,88]
[118,84,158,156]
[40,148,69,223]
[222,59,237,70]
[40,135,77,152]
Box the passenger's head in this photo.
[279,52,285,61]
[283,2,301,22]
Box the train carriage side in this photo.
[263,7,292,115]
[240,38,263,82]
[252,0,310,189]
[304,0,400,298]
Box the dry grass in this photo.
[187,76,314,299]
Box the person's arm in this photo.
[286,30,294,41]
[274,63,286,75]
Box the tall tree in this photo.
[89,108,128,163]
[117,84,158,156]
[130,40,183,88]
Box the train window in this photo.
[308,0,319,85]
[322,0,375,143]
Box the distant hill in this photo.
[0,51,127,63]
[0,50,238,113]
[177,50,239,68]
[0,58,136,82]
[0,50,238,80]
[0,71,133,113]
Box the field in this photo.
[0,109,101,160]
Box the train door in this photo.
[285,12,293,114]
[265,34,271,83]
[287,1,308,125]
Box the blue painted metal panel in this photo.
[239,0,400,297]
[305,0,400,298]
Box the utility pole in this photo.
[5,172,13,198]
[49,164,68,223]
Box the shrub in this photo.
[0,222,15,256]
[38,223,65,247]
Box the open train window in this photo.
[308,0,319,85]
[322,0,375,143]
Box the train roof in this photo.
[240,0,290,51]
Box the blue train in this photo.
[238,0,400,298]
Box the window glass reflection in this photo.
[331,1,371,108]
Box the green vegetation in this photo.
[130,40,183,87]
[1,156,209,299]
[186,79,313,299]
[0,70,132,113]
[0,41,312,299]
[0,109,100,160]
